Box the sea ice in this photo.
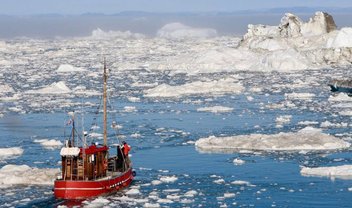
[0,164,59,186]
[34,139,63,149]
[301,165,352,179]
[144,78,244,98]
[57,64,86,73]
[233,158,245,165]
[197,106,234,113]
[26,81,71,94]
[0,147,23,160]
[195,127,350,153]
[159,176,178,183]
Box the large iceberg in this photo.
[238,11,352,71]
[195,127,350,153]
[149,11,352,73]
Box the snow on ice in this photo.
[195,127,351,153]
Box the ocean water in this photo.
[1,66,352,208]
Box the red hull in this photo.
[54,168,133,199]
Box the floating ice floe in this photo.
[0,147,23,160]
[159,176,178,183]
[33,139,63,149]
[285,92,315,100]
[144,78,244,98]
[83,197,110,207]
[0,84,14,94]
[233,158,245,165]
[26,81,71,94]
[231,180,253,186]
[197,106,234,113]
[195,127,350,153]
[56,64,86,73]
[301,165,352,179]
[126,188,141,196]
[328,93,352,102]
[0,164,59,186]
[123,106,137,113]
[143,203,161,208]
[275,115,292,127]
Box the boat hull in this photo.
[54,168,133,199]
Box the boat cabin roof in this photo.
[60,145,108,157]
[80,144,109,155]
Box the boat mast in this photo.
[103,59,108,146]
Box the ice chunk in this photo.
[144,78,244,98]
[233,158,245,165]
[126,188,141,196]
[195,127,350,153]
[0,165,59,186]
[143,203,160,208]
[231,180,252,186]
[301,165,352,179]
[197,106,233,113]
[0,84,15,94]
[34,139,63,150]
[57,64,86,73]
[159,176,178,183]
[26,81,71,94]
[83,197,110,207]
[0,147,23,160]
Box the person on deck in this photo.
[122,141,131,168]
[122,141,131,156]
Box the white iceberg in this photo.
[326,27,352,48]
[157,22,217,39]
[195,127,350,153]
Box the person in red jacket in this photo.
[122,141,131,168]
[122,141,131,156]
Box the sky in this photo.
[1,0,352,15]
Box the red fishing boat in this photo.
[54,61,135,199]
